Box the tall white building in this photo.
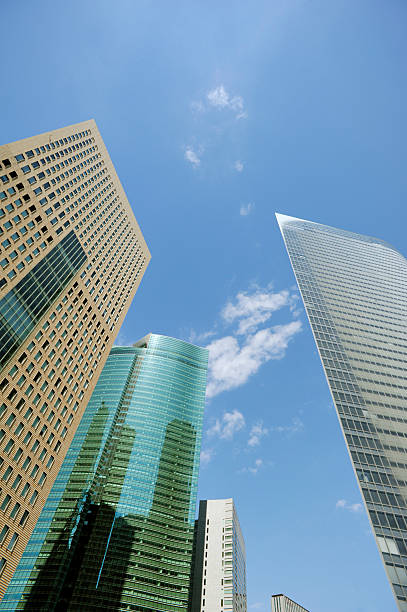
[271,594,309,612]
[191,498,247,612]
[277,213,407,611]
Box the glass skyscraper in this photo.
[277,213,407,611]
[2,334,208,611]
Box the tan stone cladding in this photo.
[0,120,150,597]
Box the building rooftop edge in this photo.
[1,119,97,150]
[275,211,399,254]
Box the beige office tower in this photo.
[191,498,247,612]
[271,594,310,612]
[0,120,150,597]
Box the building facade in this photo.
[191,498,247,612]
[271,594,309,612]
[277,213,407,611]
[2,335,208,611]
[0,121,150,598]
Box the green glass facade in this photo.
[2,334,208,611]
[278,214,407,611]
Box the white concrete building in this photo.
[191,498,247,612]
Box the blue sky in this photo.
[3,1,407,610]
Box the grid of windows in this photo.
[0,120,150,599]
[278,214,407,611]
[5,336,208,611]
[192,499,247,612]
[0,230,86,370]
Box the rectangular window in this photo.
[7,532,18,551]
[9,501,20,519]
[0,525,9,544]
[0,495,11,511]
[29,490,38,506]
[2,466,12,481]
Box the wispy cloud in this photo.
[240,202,254,217]
[208,410,245,440]
[240,458,263,475]
[336,499,363,513]
[114,332,134,347]
[272,416,304,436]
[188,329,217,345]
[200,448,215,465]
[206,85,247,119]
[200,285,301,399]
[184,146,201,167]
[235,160,244,172]
[192,85,247,120]
[248,421,269,447]
[250,603,265,610]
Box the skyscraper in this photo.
[271,594,309,612]
[0,121,150,598]
[191,498,247,612]
[2,335,208,611]
[277,213,407,611]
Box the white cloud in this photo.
[248,421,269,447]
[207,85,230,108]
[200,448,215,465]
[199,285,301,398]
[222,288,292,336]
[184,147,201,167]
[235,160,244,172]
[206,85,247,119]
[206,320,301,398]
[240,203,254,217]
[208,410,246,440]
[336,499,363,513]
[240,458,264,475]
[250,603,265,610]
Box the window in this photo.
[9,502,20,519]
[19,510,29,526]
[30,464,39,479]
[11,474,22,490]
[4,439,14,455]
[29,490,38,506]
[20,483,30,498]
[7,533,18,551]
[0,525,9,544]
[2,467,12,481]
[0,495,11,511]
[38,472,47,486]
